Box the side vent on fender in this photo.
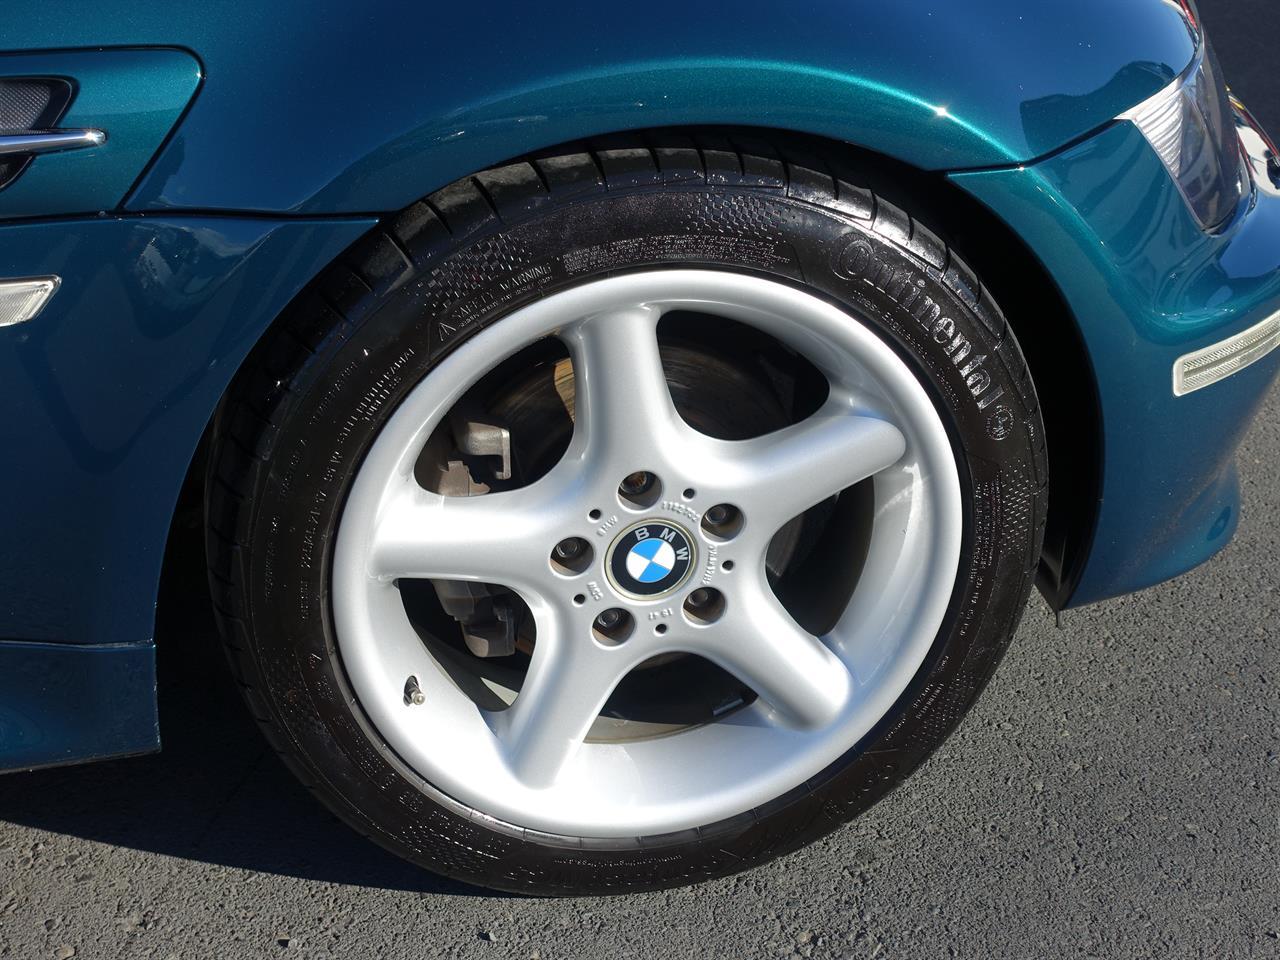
[0,79,104,191]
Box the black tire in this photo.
[206,138,1048,895]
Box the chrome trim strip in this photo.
[0,129,106,157]
[1173,309,1280,396]
[0,276,61,328]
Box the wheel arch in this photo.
[167,127,1100,638]
[94,0,1198,216]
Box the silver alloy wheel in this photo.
[332,270,962,837]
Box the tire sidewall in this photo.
[232,183,1042,893]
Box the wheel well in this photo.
[850,150,1099,610]
[828,143,1099,609]
[171,125,1100,614]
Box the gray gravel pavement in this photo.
[3,392,1277,960]
[4,6,1280,956]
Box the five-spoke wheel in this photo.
[332,270,961,836]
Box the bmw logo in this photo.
[607,520,696,599]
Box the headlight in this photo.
[1120,31,1247,231]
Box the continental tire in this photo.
[206,140,1048,895]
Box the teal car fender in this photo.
[0,48,199,218]
[2,0,1196,214]
[954,119,1280,605]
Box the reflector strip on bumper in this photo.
[1173,309,1280,395]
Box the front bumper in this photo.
[953,104,1280,607]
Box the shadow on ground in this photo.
[0,511,490,896]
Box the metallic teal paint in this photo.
[0,48,200,219]
[0,641,158,770]
[953,121,1280,605]
[0,215,373,652]
[0,1,1195,215]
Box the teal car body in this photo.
[0,0,1276,771]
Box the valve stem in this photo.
[403,675,426,706]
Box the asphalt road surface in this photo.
[3,6,1280,958]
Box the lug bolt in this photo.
[550,537,592,574]
[701,503,742,540]
[592,607,634,646]
[403,675,425,706]
[683,587,725,625]
[554,538,583,560]
[619,471,655,495]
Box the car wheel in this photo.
[206,141,1047,895]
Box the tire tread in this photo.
[205,136,1049,895]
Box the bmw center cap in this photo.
[607,520,696,599]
